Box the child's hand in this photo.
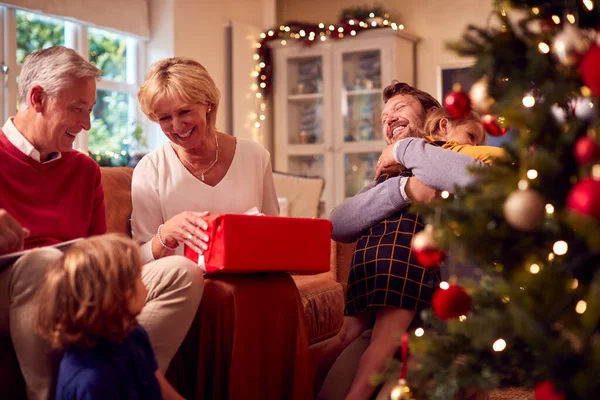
[375,143,403,179]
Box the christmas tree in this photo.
[398,1,600,399]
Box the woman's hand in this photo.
[375,143,403,180]
[161,211,210,254]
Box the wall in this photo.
[276,0,495,99]
[147,0,269,147]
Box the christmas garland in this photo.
[252,6,405,100]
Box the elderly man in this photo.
[0,46,203,400]
[318,81,489,400]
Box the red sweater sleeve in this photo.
[87,165,107,237]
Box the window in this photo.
[1,7,146,166]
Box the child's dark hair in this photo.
[37,234,143,349]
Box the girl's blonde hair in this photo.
[37,234,143,349]
[424,108,483,144]
[138,57,220,132]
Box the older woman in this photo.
[132,57,279,263]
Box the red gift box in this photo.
[184,214,332,274]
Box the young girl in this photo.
[322,110,505,400]
[37,234,184,400]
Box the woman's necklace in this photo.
[181,134,219,182]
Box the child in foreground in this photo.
[37,234,184,400]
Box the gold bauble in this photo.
[469,77,494,114]
[390,379,415,400]
[503,189,546,231]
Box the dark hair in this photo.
[383,80,441,111]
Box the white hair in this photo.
[18,46,102,109]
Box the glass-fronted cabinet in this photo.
[273,29,418,216]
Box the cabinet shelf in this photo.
[343,89,382,96]
[287,93,324,101]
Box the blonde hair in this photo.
[424,108,483,143]
[138,57,220,132]
[18,46,102,109]
[37,234,143,349]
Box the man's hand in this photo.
[405,177,438,203]
[0,209,29,255]
[375,143,404,179]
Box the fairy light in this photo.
[371,20,377,27]
[268,30,274,36]
[548,252,555,261]
[369,12,375,17]
[553,240,568,255]
[299,30,306,37]
[441,191,450,199]
[318,23,324,28]
[320,36,326,41]
[552,15,561,24]
[529,263,541,274]
[532,7,540,14]
[415,328,425,337]
[566,14,576,24]
[328,24,334,30]
[260,32,266,38]
[350,30,356,36]
[284,26,290,32]
[383,20,389,25]
[493,339,507,352]
[502,296,510,303]
[518,179,529,190]
[583,0,594,11]
[281,40,287,45]
[527,169,538,179]
[571,279,579,289]
[545,204,555,214]
[391,22,398,30]
[459,315,467,322]
[251,83,258,91]
[338,27,344,33]
[523,94,536,108]
[253,54,260,60]
[259,114,266,121]
[538,42,550,54]
[255,92,262,98]
[440,281,450,290]
[254,121,261,128]
[259,82,266,89]
[575,300,587,314]
[399,24,404,30]
[259,62,265,68]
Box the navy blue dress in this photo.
[56,325,161,400]
[344,171,442,316]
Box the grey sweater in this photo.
[329,138,486,243]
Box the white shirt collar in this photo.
[2,118,61,163]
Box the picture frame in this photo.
[436,61,476,103]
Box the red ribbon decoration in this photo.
[400,332,409,380]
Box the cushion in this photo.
[100,167,134,235]
[293,273,345,345]
[273,172,324,218]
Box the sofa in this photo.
[0,166,353,399]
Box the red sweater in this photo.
[0,130,106,249]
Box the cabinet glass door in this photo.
[288,154,324,177]
[344,152,378,198]
[341,50,383,143]
[286,56,324,145]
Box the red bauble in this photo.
[579,45,600,96]
[534,380,565,400]
[566,178,600,219]
[574,136,600,165]
[411,225,446,269]
[432,285,472,320]
[481,114,509,137]
[444,89,472,119]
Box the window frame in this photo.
[0,5,148,155]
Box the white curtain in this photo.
[2,0,150,38]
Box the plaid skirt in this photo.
[344,201,441,316]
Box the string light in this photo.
[529,263,541,274]
[553,240,568,255]
[502,296,510,303]
[552,15,561,24]
[415,328,425,337]
[570,279,579,289]
[441,191,450,199]
[459,315,467,322]
[538,42,550,54]
[518,179,529,190]
[575,300,587,314]
[440,281,449,290]
[545,204,555,214]
[523,94,536,107]
[531,7,540,14]
[583,0,594,11]
[566,14,576,24]
[548,252,555,261]
[493,339,507,352]
[527,169,538,179]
